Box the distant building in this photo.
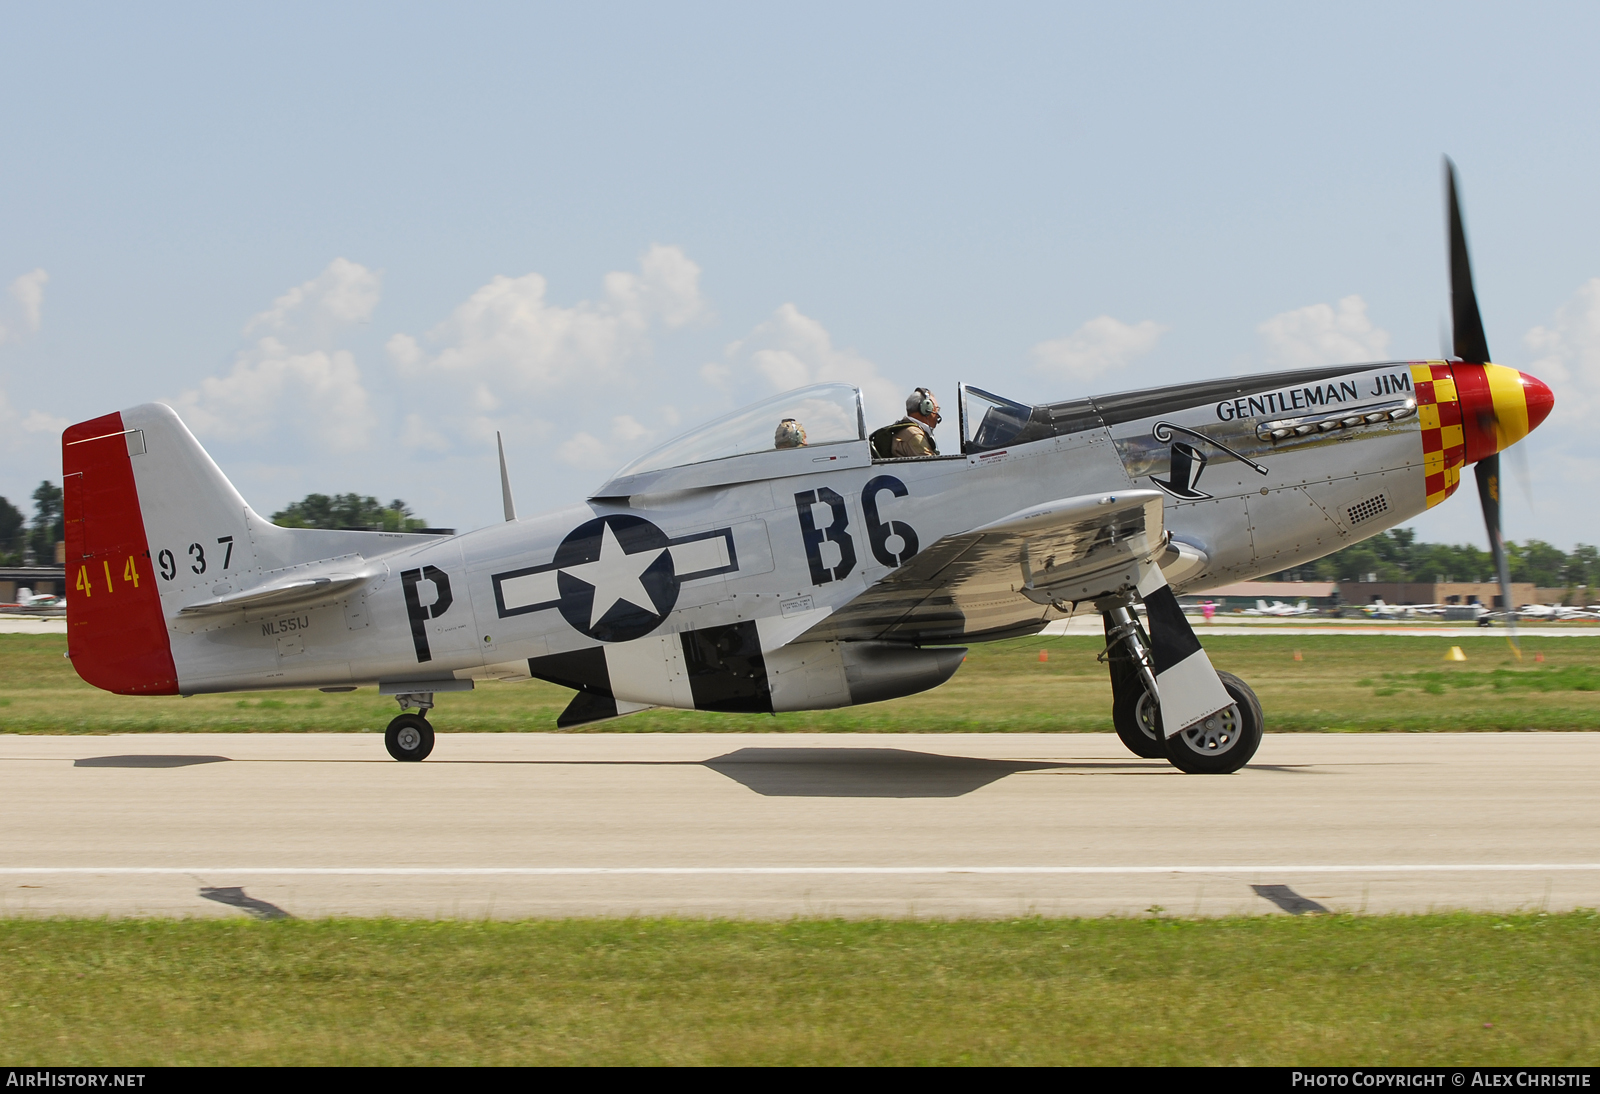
[1340,580,1537,609]
[0,566,64,604]
[1179,581,1339,612]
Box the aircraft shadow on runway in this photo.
[702,747,1079,798]
[73,755,232,768]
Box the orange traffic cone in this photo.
[1038,649,1048,663]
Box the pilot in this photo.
[873,388,942,458]
[774,418,807,449]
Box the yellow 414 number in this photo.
[74,557,143,598]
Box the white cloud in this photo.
[557,415,660,470]
[716,303,901,423]
[0,268,48,344]
[167,262,383,454]
[557,431,611,469]
[1257,295,1390,369]
[173,337,373,452]
[1523,277,1600,421]
[0,386,68,450]
[401,413,451,454]
[390,245,708,391]
[21,409,68,434]
[1031,315,1167,384]
[610,414,651,443]
[386,332,423,367]
[9,269,47,332]
[244,258,381,344]
[699,361,733,389]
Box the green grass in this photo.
[1377,665,1600,693]
[2,632,1598,734]
[0,914,1594,1065]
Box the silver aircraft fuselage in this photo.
[102,358,1498,714]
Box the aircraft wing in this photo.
[796,490,1166,645]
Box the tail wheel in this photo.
[385,713,435,762]
[1161,670,1263,775]
[1111,686,1165,759]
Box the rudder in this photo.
[63,411,179,694]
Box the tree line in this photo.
[1267,528,1598,590]
[0,486,428,565]
[269,494,431,532]
[0,482,62,566]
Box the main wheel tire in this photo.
[1161,670,1263,775]
[385,713,435,762]
[1111,685,1166,759]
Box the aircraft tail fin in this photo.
[62,403,431,695]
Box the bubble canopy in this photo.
[610,383,866,479]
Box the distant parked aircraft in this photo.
[1517,604,1600,622]
[1245,599,1315,617]
[5,587,66,613]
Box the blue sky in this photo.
[2,2,1597,550]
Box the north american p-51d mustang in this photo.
[60,164,1553,773]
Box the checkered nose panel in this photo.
[1410,362,1465,510]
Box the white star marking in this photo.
[560,522,667,629]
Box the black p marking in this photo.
[401,565,454,663]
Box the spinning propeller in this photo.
[1444,159,1554,650]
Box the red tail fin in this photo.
[62,413,178,695]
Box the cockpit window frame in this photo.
[959,384,1033,454]
[592,382,873,499]
[954,382,1106,455]
[608,382,867,481]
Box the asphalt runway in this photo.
[1,731,1596,920]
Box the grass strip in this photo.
[0,913,1595,1065]
[3,633,1599,734]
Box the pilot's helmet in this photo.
[774,418,807,449]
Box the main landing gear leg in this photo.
[1097,592,1264,773]
[386,692,436,762]
[1100,602,1164,759]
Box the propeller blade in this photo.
[1446,158,1492,364]
[1451,159,1518,657]
[1509,438,1534,516]
[1475,454,1520,656]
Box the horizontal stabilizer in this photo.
[178,569,377,618]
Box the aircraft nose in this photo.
[1520,370,1554,434]
[1451,363,1555,465]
